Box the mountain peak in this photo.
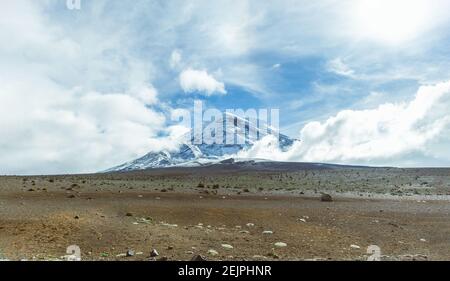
[105,115,296,172]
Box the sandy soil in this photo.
[0,166,449,261]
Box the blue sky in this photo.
[1,0,450,174]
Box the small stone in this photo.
[208,249,219,256]
[150,249,159,257]
[191,254,207,261]
[420,238,427,242]
[274,242,287,248]
[262,230,273,235]
[74,216,80,220]
[321,193,333,202]
[126,250,135,257]
[126,212,133,217]
[221,244,234,250]
[267,252,280,259]
[246,223,255,227]
[350,244,361,249]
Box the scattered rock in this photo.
[321,193,333,202]
[150,249,159,257]
[208,249,219,256]
[398,254,428,261]
[262,230,273,235]
[191,254,207,261]
[161,223,178,228]
[246,223,255,227]
[126,212,133,217]
[126,250,135,257]
[350,244,361,249]
[420,238,427,242]
[221,244,234,250]
[267,252,280,259]
[274,242,287,248]
[74,216,80,220]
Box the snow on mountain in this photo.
[105,112,296,172]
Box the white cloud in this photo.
[130,85,159,105]
[239,81,450,166]
[272,63,281,69]
[326,58,355,77]
[179,68,227,96]
[0,1,178,175]
[170,50,182,69]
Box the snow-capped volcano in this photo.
[106,112,296,172]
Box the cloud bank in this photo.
[0,1,178,175]
[239,81,450,167]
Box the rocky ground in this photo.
[0,165,450,261]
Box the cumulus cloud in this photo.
[239,81,450,166]
[179,68,227,96]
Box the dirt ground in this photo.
[1,166,450,261]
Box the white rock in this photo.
[274,242,287,248]
[350,244,361,249]
[150,249,159,257]
[208,249,219,256]
[262,230,273,235]
[246,223,255,227]
[221,244,234,250]
[420,238,427,242]
[161,223,178,227]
